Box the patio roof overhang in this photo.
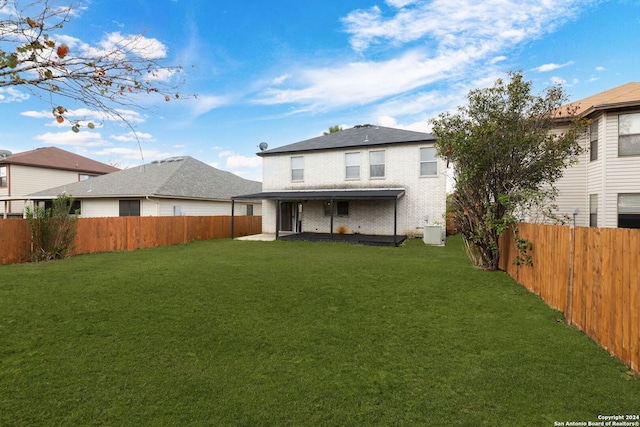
[231,188,406,245]
[232,188,405,201]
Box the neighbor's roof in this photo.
[557,82,640,119]
[258,125,436,156]
[0,146,119,174]
[27,156,262,200]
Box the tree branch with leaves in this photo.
[0,0,186,132]
[430,71,588,270]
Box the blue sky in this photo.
[1,0,639,181]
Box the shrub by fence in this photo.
[0,216,261,265]
[499,223,640,376]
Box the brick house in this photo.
[234,125,447,245]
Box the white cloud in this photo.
[341,1,591,52]
[21,107,144,123]
[533,61,575,72]
[272,74,291,85]
[0,88,29,103]
[595,66,605,72]
[188,95,230,117]
[33,131,109,147]
[109,131,155,143]
[256,49,473,112]
[218,150,262,168]
[255,1,595,116]
[77,32,167,60]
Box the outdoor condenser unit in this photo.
[423,225,443,245]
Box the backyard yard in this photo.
[1,235,638,426]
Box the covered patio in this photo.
[231,188,407,247]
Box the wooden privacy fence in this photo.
[499,223,640,376]
[0,216,261,265]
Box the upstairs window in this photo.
[369,150,385,178]
[345,152,360,179]
[420,147,437,176]
[618,112,640,156]
[0,166,6,187]
[291,156,304,181]
[589,119,598,161]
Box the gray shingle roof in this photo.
[27,156,261,200]
[258,125,435,156]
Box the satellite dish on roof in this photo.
[0,150,12,158]
[258,142,268,151]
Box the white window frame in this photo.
[291,156,304,181]
[420,147,438,176]
[345,152,360,180]
[618,112,640,157]
[369,150,385,179]
[0,165,6,187]
[618,193,640,228]
[589,119,598,161]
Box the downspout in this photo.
[145,196,160,216]
[275,200,281,240]
[231,199,235,239]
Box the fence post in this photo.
[565,225,575,326]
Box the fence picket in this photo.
[0,216,261,265]
[500,223,640,377]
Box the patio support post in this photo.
[276,200,281,240]
[394,197,398,246]
[330,197,335,241]
[230,199,235,239]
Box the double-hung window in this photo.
[589,194,598,227]
[0,166,6,187]
[345,152,360,179]
[369,150,385,178]
[618,193,640,229]
[291,156,304,181]
[618,112,640,156]
[420,147,437,176]
[590,119,598,161]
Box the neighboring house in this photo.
[0,146,119,218]
[551,82,640,228]
[27,156,262,217]
[234,124,447,244]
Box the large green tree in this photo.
[0,0,184,132]
[430,71,587,270]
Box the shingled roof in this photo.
[557,82,640,119]
[258,125,436,156]
[0,147,119,174]
[28,156,261,200]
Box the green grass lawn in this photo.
[1,235,638,426]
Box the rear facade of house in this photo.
[245,125,447,241]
